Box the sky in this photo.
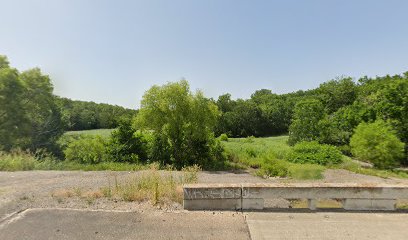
[1,0,408,109]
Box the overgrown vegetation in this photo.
[350,120,404,169]
[1,53,407,174]
[53,165,200,205]
[287,141,343,165]
[224,136,325,180]
[134,80,226,169]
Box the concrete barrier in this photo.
[183,183,408,211]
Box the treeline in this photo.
[0,55,136,153]
[214,74,407,165]
[214,89,316,137]
[1,54,406,168]
[57,98,137,131]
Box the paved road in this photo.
[246,212,408,240]
[0,208,250,240]
[1,208,407,240]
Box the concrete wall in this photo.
[183,183,408,211]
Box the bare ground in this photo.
[0,169,407,222]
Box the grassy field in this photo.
[64,129,114,138]
[223,136,290,168]
[222,135,408,180]
[2,130,407,179]
[222,136,325,179]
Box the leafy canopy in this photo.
[134,80,223,169]
[350,120,404,169]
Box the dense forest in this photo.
[1,54,407,170]
[57,97,137,131]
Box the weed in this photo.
[96,167,200,205]
[73,187,82,197]
[288,164,325,180]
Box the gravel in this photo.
[0,169,407,221]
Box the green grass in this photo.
[223,135,408,180]
[0,150,148,171]
[64,129,114,138]
[334,157,408,179]
[223,136,291,168]
[223,136,324,180]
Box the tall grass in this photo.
[335,157,408,179]
[224,136,291,168]
[0,150,39,171]
[99,165,201,204]
[223,136,325,180]
[0,150,148,171]
[64,129,114,138]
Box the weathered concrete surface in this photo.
[242,198,264,210]
[184,184,242,199]
[184,183,408,210]
[184,199,242,210]
[241,183,408,199]
[0,208,250,240]
[343,199,396,210]
[246,212,408,240]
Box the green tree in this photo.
[288,99,325,145]
[134,80,223,169]
[106,118,148,163]
[318,77,357,113]
[0,55,65,153]
[350,120,405,169]
[20,68,65,151]
[0,57,28,150]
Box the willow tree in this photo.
[134,80,224,169]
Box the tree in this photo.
[318,77,357,113]
[19,68,65,151]
[374,77,408,164]
[350,120,405,169]
[288,99,325,145]
[0,57,28,150]
[0,55,65,153]
[106,118,148,163]
[134,80,223,169]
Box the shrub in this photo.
[287,141,343,165]
[64,135,108,164]
[257,156,289,177]
[0,149,37,171]
[288,164,325,180]
[219,133,229,141]
[259,161,289,177]
[350,120,404,169]
[106,119,149,163]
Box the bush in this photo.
[0,149,37,171]
[287,141,343,165]
[0,149,57,171]
[219,133,229,141]
[106,119,149,163]
[257,155,289,177]
[64,135,108,164]
[259,160,289,177]
[350,120,405,169]
[288,164,325,180]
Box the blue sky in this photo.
[1,0,408,109]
